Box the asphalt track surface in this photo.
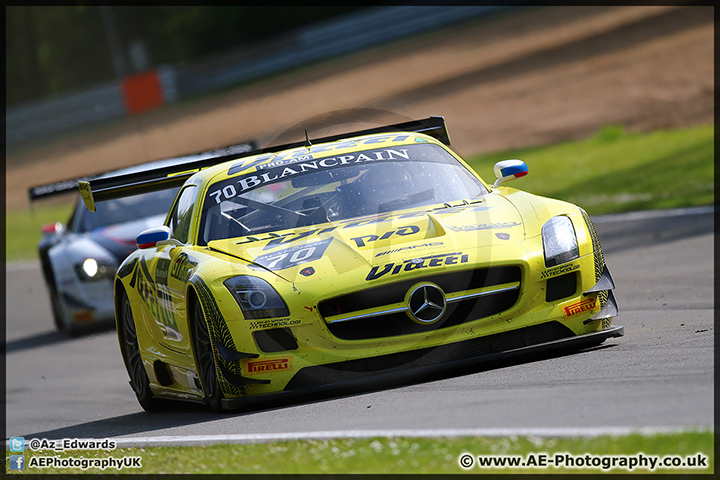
[5,207,714,446]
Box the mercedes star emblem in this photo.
[407,284,446,324]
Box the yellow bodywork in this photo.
[113,131,618,406]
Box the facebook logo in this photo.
[9,455,25,470]
[9,436,25,452]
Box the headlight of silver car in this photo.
[224,276,290,319]
[542,216,579,267]
[74,258,117,282]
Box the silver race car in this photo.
[31,144,255,333]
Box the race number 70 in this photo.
[254,238,333,271]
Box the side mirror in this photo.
[41,222,64,235]
[137,226,175,249]
[492,159,528,188]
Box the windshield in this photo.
[75,187,181,233]
[199,143,487,244]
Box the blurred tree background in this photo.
[6,5,365,108]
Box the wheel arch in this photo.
[184,283,204,374]
[114,280,133,374]
[114,279,127,331]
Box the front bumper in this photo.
[219,323,623,410]
[57,279,116,327]
[209,242,619,394]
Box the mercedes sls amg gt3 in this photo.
[78,116,621,411]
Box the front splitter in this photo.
[220,325,624,410]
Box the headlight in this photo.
[74,258,117,282]
[542,216,579,267]
[224,276,290,319]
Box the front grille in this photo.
[327,288,520,340]
[285,321,574,390]
[318,266,521,340]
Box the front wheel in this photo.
[118,289,159,412]
[48,285,67,331]
[192,298,224,412]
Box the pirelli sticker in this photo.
[246,357,293,375]
[564,297,597,317]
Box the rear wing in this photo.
[77,116,450,212]
[27,142,256,208]
[29,176,94,203]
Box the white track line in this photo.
[91,426,710,448]
[5,426,711,448]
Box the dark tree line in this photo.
[6,6,365,108]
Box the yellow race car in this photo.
[79,116,621,412]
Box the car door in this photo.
[138,185,199,354]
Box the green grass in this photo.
[5,123,714,262]
[466,123,714,215]
[5,430,713,474]
[6,198,76,263]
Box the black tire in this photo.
[39,254,66,331]
[192,298,224,412]
[48,285,66,331]
[118,289,159,412]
